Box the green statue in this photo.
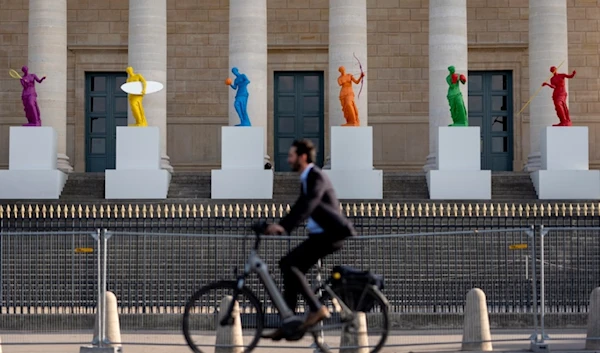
[446,66,468,126]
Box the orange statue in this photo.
[337,66,365,126]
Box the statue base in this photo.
[211,127,273,199]
[426,127,491,200]
[105,127,171,199]
[0,127,67,199]
[531,127,600,199]
[322,127,383,199]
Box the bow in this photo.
[353,52,364,99]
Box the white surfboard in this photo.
[120,81,164,95]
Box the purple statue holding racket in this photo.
[10,66,46,126]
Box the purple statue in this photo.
[11,66,45,126]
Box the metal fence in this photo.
[0,221,598,350]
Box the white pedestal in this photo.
[426,127,491,200]
[0,127,67,199]
[323,127,383,199]
[105,127,171,199]
[531,127,600,199]
[211,127,273,199]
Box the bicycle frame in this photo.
[220,225,355,329]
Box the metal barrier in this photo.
[0,226,597,350]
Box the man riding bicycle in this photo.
[262,139,357,340]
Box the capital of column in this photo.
[128,0,172,172]
[228,0,269,163]
[525,0,569,172]
[424,0,468,172]
[28,0,72,173]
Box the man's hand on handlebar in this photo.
[264,223,285,235]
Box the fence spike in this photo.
[343,204,349,217]
[497,203,502,217]
[584,203,589,216]
[374,203,380,217]
[367,203,372,217]
[42,204,47,218]
[249,204,254,218]
[163,205,169,218]
[269,204,275,217]
[5,205,10,219]
[19,205,25,218]
[0,205,3,219]
[26,205,32,218]
[539,204,544,217]
[242,204,247,218]
[473,204,479,217]
[591,203,596,216]
[276,204,282,218]
[42,205,47,219]
[12,204,17,218]
[127,205,133,218]
[148,204,154,218]
[198,204,204,218]
[133,204,139,218]
[430,203,437,217]
[460,204,465,217]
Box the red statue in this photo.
[541,66,576,126]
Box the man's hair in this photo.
[292,139,316,164]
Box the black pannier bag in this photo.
[329,265,384,312]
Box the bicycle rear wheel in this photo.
[311,283,389,353]
[183,280,264,353]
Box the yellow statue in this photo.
[125,66,147,127]
[337,65,365,126]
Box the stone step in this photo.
[0,171,568,205]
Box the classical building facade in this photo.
[0,0,599,174]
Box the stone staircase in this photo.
[0,170,576,206]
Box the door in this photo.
[85,73,128,172]
[274,72,325,172]
[468,71,514,171]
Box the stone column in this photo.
[325,0,368,167]
[424,0,468,172]
[28,0,72,173]
[525,0,569,171]
[128,0,172,172]
[229,0,269,163]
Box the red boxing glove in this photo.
[459,74,466,84]
[451,73,459,84]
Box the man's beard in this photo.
[291,161,301,172]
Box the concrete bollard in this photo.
[586,287,600,350]
[81,291,122,353]
[340,311,369,353]
[92,291,122,349]
[215,295,243,353]
[461,288,493,351]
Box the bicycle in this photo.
[182,221,390,353]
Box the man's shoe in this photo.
[300,306,331,330]
[261,328,285,341]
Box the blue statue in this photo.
[225,67,251,126]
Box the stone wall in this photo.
[0,0,598,172]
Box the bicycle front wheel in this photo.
[182,280,264,353]
[312,283,389,353]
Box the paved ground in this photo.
[0,329,593,353]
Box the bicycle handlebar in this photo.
[251,221,268,250]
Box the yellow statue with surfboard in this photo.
[120,66,164,127]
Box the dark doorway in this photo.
[85,72,128,172]
[273,71,325,171]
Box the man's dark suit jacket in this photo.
[279,165,357,239]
